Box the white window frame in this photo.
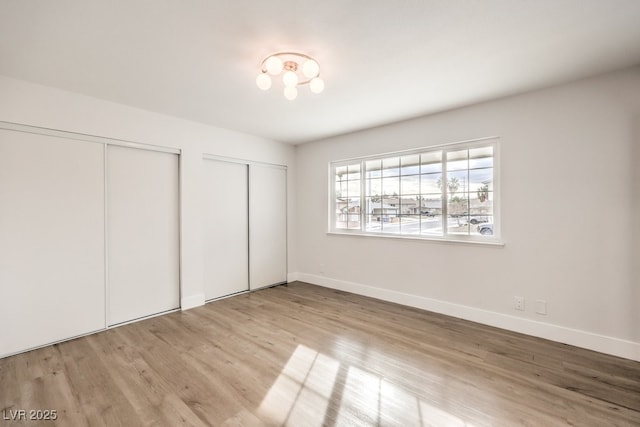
[328,137,502,244]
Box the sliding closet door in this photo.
[249,164,287,290]
[0,130,105,357]
[202,158,249,300]
[107,146,180,326]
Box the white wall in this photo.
[0,74,297,311]
[294,67,640,361]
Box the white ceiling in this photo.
[1,1,640,144]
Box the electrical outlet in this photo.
[319,264,325,275]
[514,296,525,311]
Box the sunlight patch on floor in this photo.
[258,344,339,425]
[257,344,475,426]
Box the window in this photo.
[330,138,499,242]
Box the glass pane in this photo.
[366,178,381,196]
[372,196,398,233]
[400,155,420,176]
[398,215,420,235]
[365,197,381,214]
[447,221,471,235]
[380,216,399,234]
[382,157,400,177]
[475,221,494,236]
[469,146,493,169]
[346,199,360,229]
[367,197,397,224]
[421,214,443,236]
[444,171,467,199]
[400,175,419,195]
[365,214,381,232]
[420,173,442,194]
[420,194,442,216]
[379,197,400,231]
[470,192,493,220]
[421,151,442,174]
[469,168,493,192]
[400,197,420,215]
[347,180,360,197]
[335,165,348,181]
[334,212,348,229]
[447,197,469,217]
[382,176,399,196]
[335,181,346,198]
[365,159,381,178]
[447,149,468,171]
[347,163,361,180]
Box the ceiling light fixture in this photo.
[256,52,324,100]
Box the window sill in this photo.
[327,230,505,247]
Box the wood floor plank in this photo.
[1,281,639,426]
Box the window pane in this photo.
[364,214,381,232]
[400,154,420,176]
[444,171,467,199]
[373,197,398,233]
[382,176,399,195]
[347,199,361,229]
[382,157,400,177]
[366,178,381,196]
[400,197,420,215]
[421,151,442,173]
[400,175,419,195]
[334,212,347,229]
[347,163,361,180]
[335,181,346,198]
[420,194,442,216]
[335,165,348,181]
[347,180,360,197]
[380,216,399,234]
[447,218,470,235]
[470,191,493,218]
[469,168,493,192]
[334,195,349,229]
[448,196,468,217]
[366,197,396,225]
[398,215,420,235]
[421,214,443,236]
[469,146,493,169]
[365,159,381,178]
[447,149,468,171]
[421,173,442,193]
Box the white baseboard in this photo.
[287,272,300,283]
[181,293,205,311]
[293,273,640,362]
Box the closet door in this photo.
[249,164,287,290]
[202,158,249,300]
[0,130,105,357]
[107,145,180,326]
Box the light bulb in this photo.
[310,77,324,94]
[256,73,271,90]
[302,59,319,78]
[284,86,297,100]
[282,70,299,88]
[264,56,283,75]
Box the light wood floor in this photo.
[1,281,639,426]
